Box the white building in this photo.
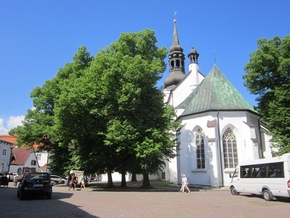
[9,147,40,175]
[0,139,13,173]
[162,20,273,187]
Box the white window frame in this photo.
[2,148,7,156]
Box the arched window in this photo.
[176,60,180,67]
[31,160,36,166]
[196,129,205,169]
[223,128,238,168]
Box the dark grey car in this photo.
[17,172,52,200]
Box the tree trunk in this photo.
[141,173,151,189]
[120,171,127,187]
[131,172,137,182]
[106,166,114,188]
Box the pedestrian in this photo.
[179,174,191,193]
[65,175,69,187]
[68,175,77,191]
[13,174,18,187]
[80,174,86,188]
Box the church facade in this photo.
[162,20,273,187]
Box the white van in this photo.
[229,153,290,201]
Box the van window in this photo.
[233,169,239,178]
[240,162,284,178]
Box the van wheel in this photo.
[230,186,240,195]
[262,189,273,201]
[47,194,51,199]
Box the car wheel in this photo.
[230,186,240,195]
[263,189,273,201]
[51,181,57,186]
[47,194,52,199]
[19,191,25,200]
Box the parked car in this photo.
[17,172,52,200]
[5,172,18,182]
[50,175,66,185]
[0,173,9,187]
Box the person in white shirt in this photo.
[179,174,191,193]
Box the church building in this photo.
[162,20,273,187]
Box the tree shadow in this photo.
[0,185,99,218]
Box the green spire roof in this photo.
[176,65,255,116]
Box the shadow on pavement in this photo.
[0,184,99,218]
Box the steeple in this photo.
[164,20,186,89]
[188,46,199,64]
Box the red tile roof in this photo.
[0,135,40,150]
[0,135,16,144]
[11,147,33,165]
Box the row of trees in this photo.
[9,29,180,188]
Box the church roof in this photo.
[176,65,256,116]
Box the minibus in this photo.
[229,153,290,201]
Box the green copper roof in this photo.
[176,65,255,116]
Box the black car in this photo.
[17,172,52,200]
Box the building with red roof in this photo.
[0,138,13,173]
[0,135,49,174]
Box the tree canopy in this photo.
[243,35,290,155]
[10,29,180,188]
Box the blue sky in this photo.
[0,0,289,134]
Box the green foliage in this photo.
[9,29,180,186]
[243,35,290,154]
[9,46,93,175]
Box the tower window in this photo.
[176,60,180,67]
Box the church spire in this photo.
[164,19,186,89]
[172,19,180,46]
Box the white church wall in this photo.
[178,114,215,186]
[171,70,204,108]
[163,89,171,104]
[176,111,273,187]
[260,125,274,158]
[167,152,179,184]
[219,111,255,161]
[100,172,158,183]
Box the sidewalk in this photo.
[66,180,229,192]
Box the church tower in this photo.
[188,46,200,87]
[163,20,186,89]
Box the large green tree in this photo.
[10,29,180,188]
[54,29,180,188]
[243,35,290,154]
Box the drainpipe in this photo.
[8,146,13,173]
[217,111,224,186]
[258,117,264,158]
